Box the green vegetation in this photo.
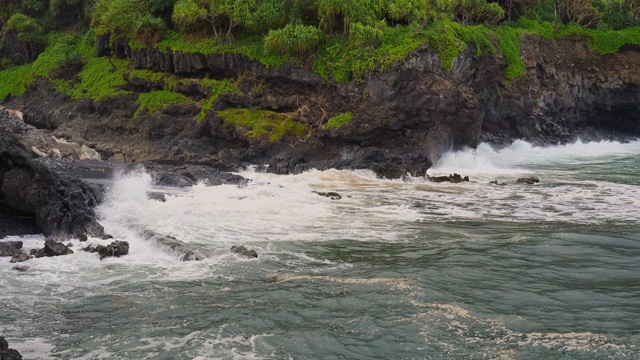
[134,90,194,118]
[495,26,525,78]
[264,23,324,55]
[218,108,310,142]
[58,57,131,100]
[323,112,353,130]
[0,64,32,99]
[197,79,240,122]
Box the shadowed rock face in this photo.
[0,110,106,240]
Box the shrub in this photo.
[264,23,324,55]
[348,21,385,48]
[6,13,45,42]
[134,14,167,47]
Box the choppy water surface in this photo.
[2,140,640,359]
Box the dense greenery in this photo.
[1,0,639,107]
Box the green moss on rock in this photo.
[218,108,310,142]
[134,90,194,118]
[323,112,353,130]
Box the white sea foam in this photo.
[430,139,640,176]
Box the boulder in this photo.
[0,241,23,257]
[29,239,74,258]
[231,245,258,259]
[83,240,129,260]
[12,265,30,272]
[516,177,540,185]
[0,336,23,360]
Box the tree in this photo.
[555,0,601,27]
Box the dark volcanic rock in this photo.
[231,245,258,259]
[84,240,129,260]
[0,336,23,360]
[42,239,74,256]
[0,201,40,238]
[516,177,540,185]
[132,226,206,261]
[427,173,470,183]
[0,241,23,257]
[0,111,107,240]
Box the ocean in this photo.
[2,139,639,359]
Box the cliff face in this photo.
[485,35,640,145]
[7,35,640,177]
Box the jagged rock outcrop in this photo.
[0,110,107,240]
[83,240,129,260]
[0,336,23,360]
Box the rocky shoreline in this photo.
[1,34,640,252]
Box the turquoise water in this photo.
[1,140,639,358]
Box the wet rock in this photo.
[516,177,540,185]
[313,191,342,200]
[9,253,30,263]
[132,226,206,261]
[427,173,470,183]
[0,336,23,360]
[84,240,129,260]
[12,265,30,272]
[40,239,74,257]
[0,241,23,257]
[231,245,258,259]
[0,114,106,240]
[489,180,507,186]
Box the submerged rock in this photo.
[313,191,342,200]
[231,245,258,259]
[9,253,30,263]
[84,240,129,260]
[489,180,507,186]
[132,226,206,261]
[0,336,23,360]
[427,173,470,183]
[516,177,540,185]
[12,265,30,272]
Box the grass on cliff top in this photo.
[218,108,310,142]
[148,31,290,69]
[516,18,640,54]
